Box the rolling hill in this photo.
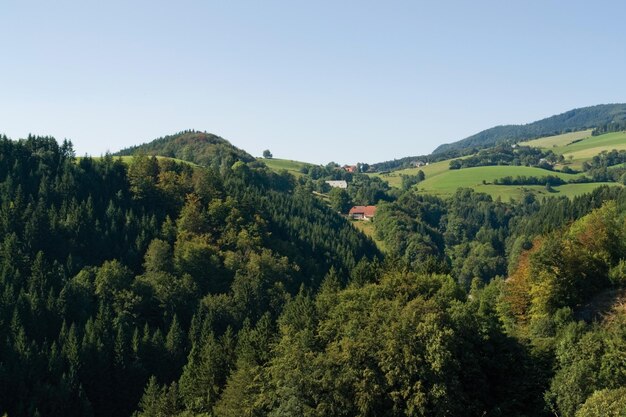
[432,103,626,154]
[369,130,626,200]
[116,130,255,167]
[413,165,618,201]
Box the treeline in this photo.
[374,185,626,287]
[576,149,626,183]
[368,149,469,172]
[493,174,595,186]
[449,145,562,170]
[494,175,567,186]
[592,121,626,135]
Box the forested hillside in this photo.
[116,130,255,168]
[1,133,626,416]
[433,103,626,154]
[0,134,378,417]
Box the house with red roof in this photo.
[348,205,377,220]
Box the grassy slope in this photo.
[557,132,626,163]
[351,220,387,252]
[527,130,626,169]
[259,157,313,177]
[370,130,626,200]
[416,181,619,201]
[433,103,626,154]
[524,129,593,148]
[370,160,451,188]
[414,166,596,200]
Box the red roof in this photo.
[349,205,377,217]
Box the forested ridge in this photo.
[1,132,626,416]
[433,103,626,154]
[115,131,256,168]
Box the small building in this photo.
[343,165,357,173]
[410,160,426,168]
[349,205,377,220]
[325,180,348,189]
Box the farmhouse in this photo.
[343,165,357,173]
[325,180,348,189]
[349,205,377,220]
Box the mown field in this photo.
[370,159,620,201]
[523,129,593,148]
[370,159,451,187]
[258,157,313,177]
[412,165,607,200]
[416,180,620,201]
[526,130,626,169]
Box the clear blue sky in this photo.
[2,0,625,164]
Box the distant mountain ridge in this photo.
[116,130,255,167]
[433,103,626,154]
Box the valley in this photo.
[3,105,626,417]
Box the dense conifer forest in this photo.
[1,132,625,416]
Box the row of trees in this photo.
[448,145,562,170]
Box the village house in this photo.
[343,165,357,173]
[348,205,377,220]
[325,180,348,189]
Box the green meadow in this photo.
[416,180,619,201]
[523,129,593,148]
[526,131,626,169]
[370,159,451,187]
[258,158,313,177]
[375,162,619,201]
[413,165,597,200]
[368,130,626,200]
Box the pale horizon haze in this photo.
[2,0,626,164]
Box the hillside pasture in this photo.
[557,131,626,164]
[417,165,582,191]
[259,158,313,177]
[524,129,593,148]
[416,180,619,201]
[413,165,612,201]
[369,159,451,187]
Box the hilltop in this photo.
[433,103,626,154]
[116,130,255,167]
